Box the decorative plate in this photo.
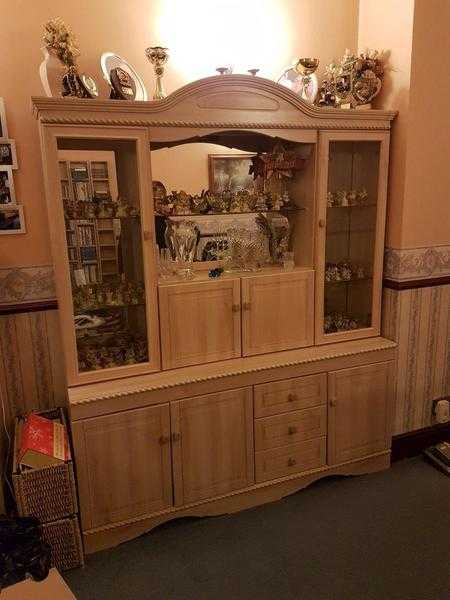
[100,52,148,101]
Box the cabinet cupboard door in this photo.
[315,132,390,345]
[327,362,394,465]
[241,270,314,356]
[159,279,241,369]
[171,388,254,505]
[72,404,172,530]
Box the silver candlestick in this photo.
[145,46,169,100]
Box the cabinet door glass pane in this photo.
[58,144,148,373]
[324,141,380,334]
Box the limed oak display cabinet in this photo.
[34,75,397,553]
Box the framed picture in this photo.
[0,167,16,204]
[209,154,255,193]
[0,98,8,138]
[0,139,18,169]
[0,204,26,234]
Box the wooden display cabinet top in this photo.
[68,336,396,420]
[32,75,396,134]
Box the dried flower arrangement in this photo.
[42,18,97,98]
[43,18,80,67]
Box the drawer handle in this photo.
[287,393,297,403]
[288,426,298,435]
[232,304,240,313]
[287,457,297,467]
[159,435,170,446]
[171,432,181,443]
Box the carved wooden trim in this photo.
[69,338,397,404]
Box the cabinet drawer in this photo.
[255,406,327,451]
[254,373,326,418]
[255,437,326,483]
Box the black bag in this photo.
[0,515,51,590]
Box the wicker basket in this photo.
[12,408,79,523]
[42,516,84,571]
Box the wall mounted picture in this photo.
[0,98,8,138]
[0,140,18,169]
[209,154,255,193]
[0,204,26,234]
[0,167,16,204]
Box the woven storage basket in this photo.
[42,516,84,571]
[12,408,79,522]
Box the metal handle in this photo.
[171,432,181,443]
[242,302,251,311]
[287,457,296,467]
[318,219,326,228]
[288,426,298,435]
[287,393,297,403]
[232,304,240,313]
[159,435,170,446]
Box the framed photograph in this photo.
[0,167,16,204]
[0,98,8,138]
[209,154,255,193]
[0,204,26,234]
[0,139,18,169]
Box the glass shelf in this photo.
[156,206,305,218]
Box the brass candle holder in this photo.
[145,46,169,100]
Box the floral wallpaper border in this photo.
[384,245,450,281]
[0,265,56,304]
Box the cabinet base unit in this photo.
[68,337,396,553]
[82,451,390,554]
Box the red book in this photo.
[19,414,70,469]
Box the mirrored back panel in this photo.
[150,131,316,270]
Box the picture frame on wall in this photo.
[208,153,255,193]
[0,167,16,204]
[0,139,18,169]
[0,98,8,138]
[0,204,26,234]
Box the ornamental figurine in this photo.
[316,48,386,109]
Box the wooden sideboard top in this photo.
[68,337,396,414]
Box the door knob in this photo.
[318,219,326,228]
[232,304,240,313]
[171,432,181,442]
[287,393,297,403]
[242,302,251,311]
[288,426,298,435]
[329,399,337,407]
[287,457,297,467]
[159,435,170,445]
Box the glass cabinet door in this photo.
[316,133,389,343]
[54,138,159,384]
